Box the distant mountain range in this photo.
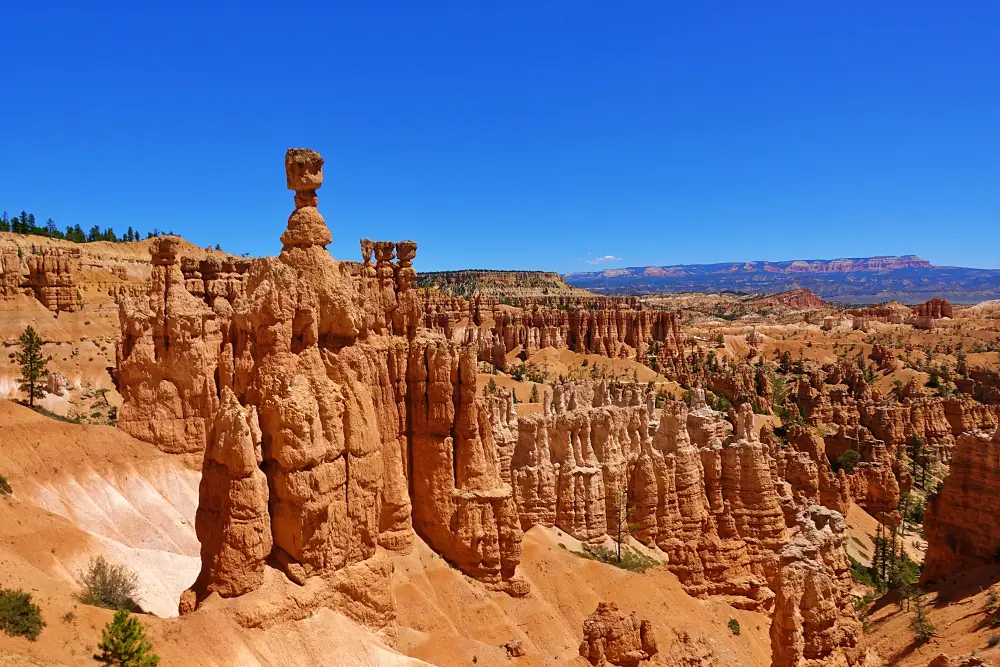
[563,256,1000,304]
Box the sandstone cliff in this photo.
[116,149,526,643]
[922,424,1000,581]
[111,149,888,665]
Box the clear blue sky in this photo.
[2,2,998,271]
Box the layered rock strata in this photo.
[118,149,525,642]
[116,235,222,454]
[770,505,876,667]
[579,602,658,667]
[922,424,1000,581]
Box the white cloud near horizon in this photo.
[585,254,623,264]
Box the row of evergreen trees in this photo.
[0,210,172,243]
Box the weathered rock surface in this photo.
[184,388,270,605]
[922,424,1000,581]
[770,505,876,667]
[117,148,526,641]
[913,297,954,319]
[579,602,658,666]
[26,248,81,311]
[116,235,222,454]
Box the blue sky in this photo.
[2,2,998,271]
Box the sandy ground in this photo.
[866,564,1000,665]
[395,527,771,667]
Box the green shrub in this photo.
[989,635,1000,648]
[94,609,159,666]
[78,557,140,611]
[836,449,861,474]
[906,499,926,524]
[0,588,45,641]
[28,404,76,423]
[909,595,935,643]
[728,618,741,636]
[985,588,999,614]
[848,556,874,587]
[576,544,658,573]
[0,474,11,496]
[852,593,876,614]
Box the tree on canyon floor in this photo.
[15,325,50,408]
[93,609,159,666]
[908,593,936,644]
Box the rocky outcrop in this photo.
[183,388,270,606]
[748,288,826,310]
[181,256,251,307]
[25,248,81,311]
[407,339,526,594]
[415,269,591,299]
[0,247,82,310]
[419,293,688,369]
[510,380,648,543]
[116,235,222,454]
[117,148,527,640]
[508,385,783,609]
[913,297,954,319]
[579,602,658,667]
[922,425,1000,581]
[770,505,875,667]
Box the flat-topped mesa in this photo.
[281,148,332,249]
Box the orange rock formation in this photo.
[112,149,886,664]
[922,424,1000,581]
[579,602,658,666]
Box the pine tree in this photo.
[93,609,160,666]
[529,385,540,403]
[16,326,49,408]
[908,592,935,643]
[45,218,58,237]
[0,211,9,232]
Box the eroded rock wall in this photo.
[922,425,1000,581]
[117,149,526,641]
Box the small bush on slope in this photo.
[0,588,45,641]
[576,544,659,573]
[79,557,140,611]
